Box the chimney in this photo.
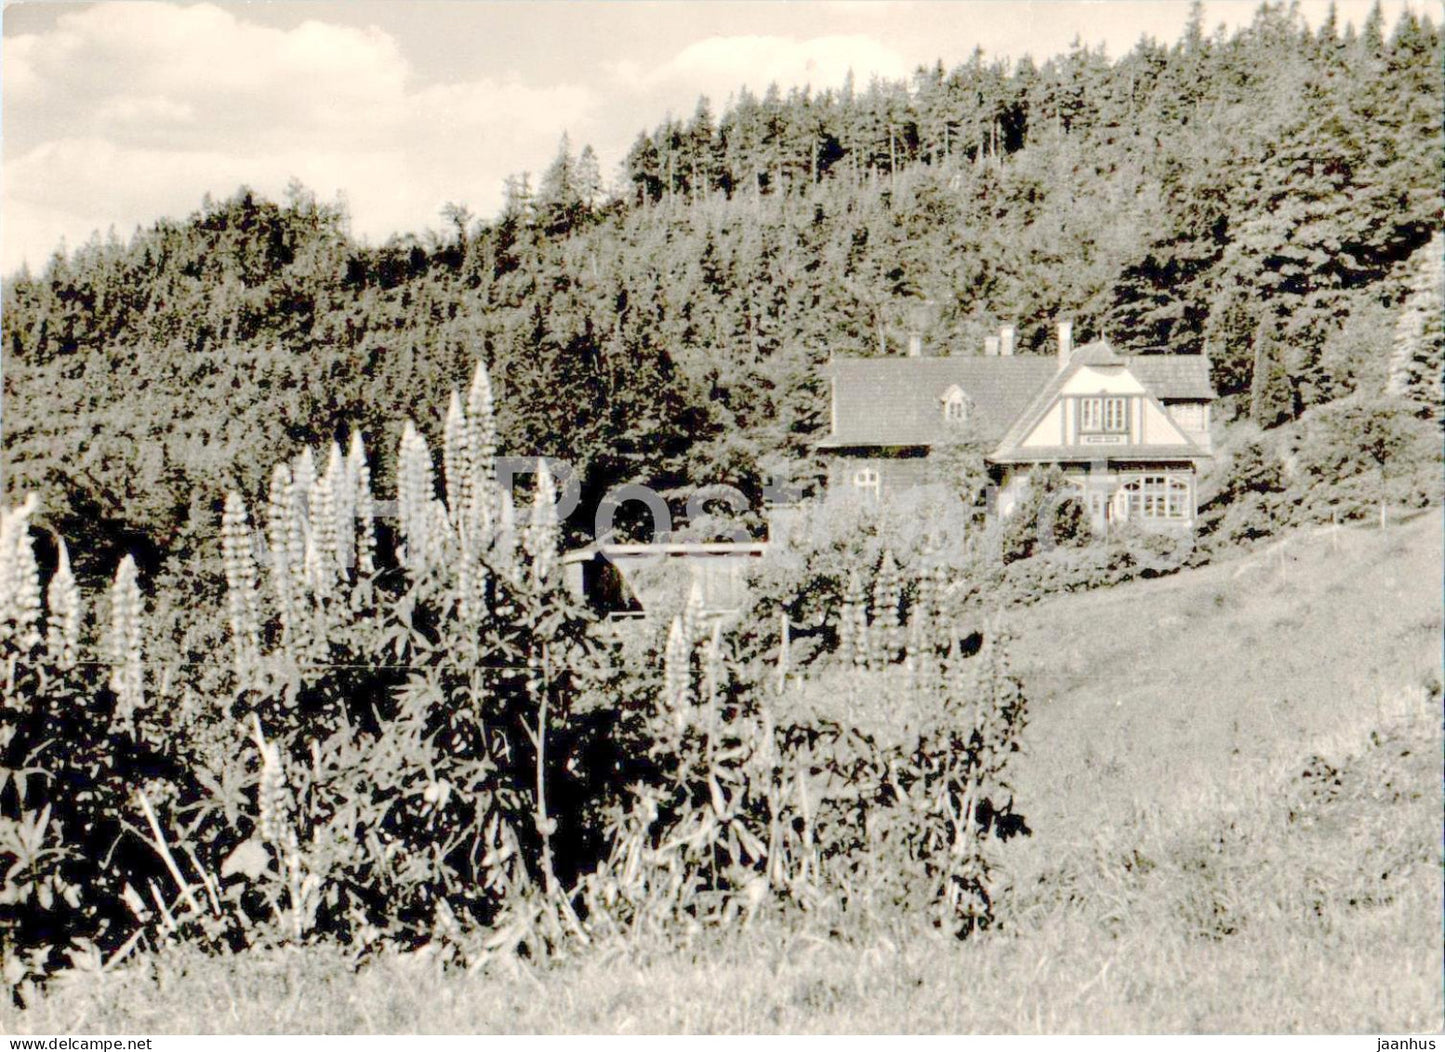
[984,335,1000,357]
[1057,319,1074,370]
[907,331,922,357]
[1000,324,1016,357]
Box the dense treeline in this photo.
[2,1,1440,582]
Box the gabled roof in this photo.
[990,350,1098,455]
[818,356,1057,448]
[1063,342,1215,400]
[819,345,1215,453]
[990,340,1207,461]
[991,341,1129,454]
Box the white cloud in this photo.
[2,3,596,273]
[93,95,198,126]
[9,4,408,122]
[612,32,910,108]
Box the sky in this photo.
[0,0,1419,275]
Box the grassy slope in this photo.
[6,513,1441,1034]
[1009,507,1443,838]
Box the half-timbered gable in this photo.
[994,342,1200,461]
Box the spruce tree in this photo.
[870,550,903,670]
[1250,315,1295,428]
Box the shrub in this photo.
[0,359,1037,994]
[752,486,976,623]
[1203,395,1439,548]
[578,609,1029,940]
[999,467,1094,566]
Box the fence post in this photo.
[776,610,790,695]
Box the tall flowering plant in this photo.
[0,496,172,996]
[201,360,597,956]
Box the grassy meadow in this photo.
[5,510,1441,1034]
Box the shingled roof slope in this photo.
[818,356,1058,448]
[1127,354,1216,400]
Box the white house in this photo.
[817,321,1216,529]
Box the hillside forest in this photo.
[0,0,1442,1012]
[2,0,1441,591]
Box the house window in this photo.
[1117,475,1190,521]
[1080,396,1128,434]
[1168,402,1207,432]
[853,466,881,500]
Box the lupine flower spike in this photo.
[45,538,81,670]
[107,555,145,730]
[222,492,263,677]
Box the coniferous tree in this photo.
[1387,233,1445,420]
[870,550,903,669]
[1250,315,1295,428]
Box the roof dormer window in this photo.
[941,385,970,424]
